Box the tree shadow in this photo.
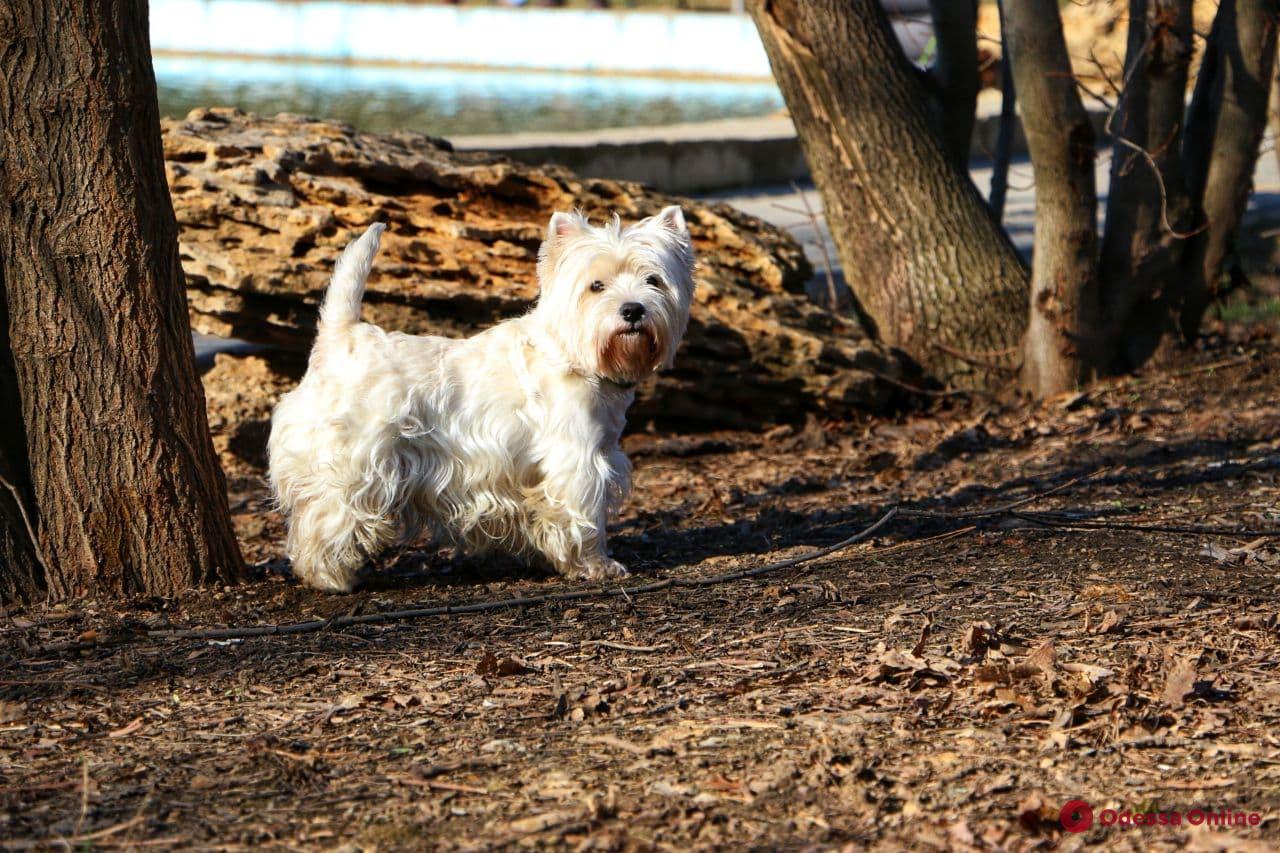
[3,425,1273,706]
[607,431,1280,573]
[262,425,1278,593]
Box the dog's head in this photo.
[534,206,695,386]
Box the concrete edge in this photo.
[452,102,1110,195]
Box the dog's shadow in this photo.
[264,534,671,594]
[262,426,1280,596]
[344,545,574,593]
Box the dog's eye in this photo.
[645,274,664,289]
[590,280,605,293]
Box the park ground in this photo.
[3,302,1280,849]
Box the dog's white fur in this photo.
[268,207,695,592]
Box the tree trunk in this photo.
[1098,0,1194,371]
[988,0,1016,223]
[926,0,980,171]
[1179,0,1279,340]
[1272,47,1280,177]
[1005,0,1102,395]
[748,0,1029,388]
[0,0,243,601]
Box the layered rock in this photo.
[167,109,914,430]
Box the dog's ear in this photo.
[651,205,688,237]
[538,211,588,286]
[546,210,587,243]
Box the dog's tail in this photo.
[318,223,386,337]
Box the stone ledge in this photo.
[453,95,1112,194]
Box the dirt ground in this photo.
[4,314,1280,849]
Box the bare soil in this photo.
[3,328,1280,850]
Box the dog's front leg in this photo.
[533,446,630,582]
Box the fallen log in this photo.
[167,109,916,430]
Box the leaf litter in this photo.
[1,339,1279,848]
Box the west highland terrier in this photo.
[268,207,696,592]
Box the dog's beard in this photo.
[599,327,662,383]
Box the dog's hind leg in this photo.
[285,491,394,593]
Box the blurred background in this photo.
[150,0,935,137]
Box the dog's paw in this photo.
[290,562,358,594]
[564,556,630,582]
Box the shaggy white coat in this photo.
[268,207,695,592]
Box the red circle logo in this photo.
[1060,800,1094,833]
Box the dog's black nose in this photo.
[620,302,646,323]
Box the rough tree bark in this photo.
[1180,0,1279,339]
[1098,0,1194,371]
[0,0,243,601]
[1005,0,1103,395]
[925,0,980,171]
[748,0,1029,388]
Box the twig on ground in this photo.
[1008,512,1278,538]
[20,445,1278,659]
[899,467,1278,537]
[75,756,90,838]
[1093,354,1254,391]
[862,526,977,557]
[864,368,976,399]
[28,508,900,655]
[899,468,1109,520]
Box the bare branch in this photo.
[787,182,841,312]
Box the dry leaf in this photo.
[1016,791,1057,832]
[508,811,574,834]
[911,614,933,657]
[961,621,994,657]
[477,650,531,677]
[1161,657,1199,708]
[108,717,144,738]
[1025,640,1057,674]
[1091,609,1123,634]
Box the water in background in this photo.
[154,57,786,136]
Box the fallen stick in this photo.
[29,507,900,654]
[897,468,1108,520]
[23,477,1279,657]
[900,472,1279,537]
[1008,511,1279,538]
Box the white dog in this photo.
[268,207,695,592]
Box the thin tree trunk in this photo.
[989,0,1015,223]
[0,291,43,604]
[749,0,1029,388]
[1180,0,1279,339]
[0,0,243,601]
[1005,0,1102,395]
[1098,0,1194,371]
[1272,48,1280,176]
[926,0,980,171]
